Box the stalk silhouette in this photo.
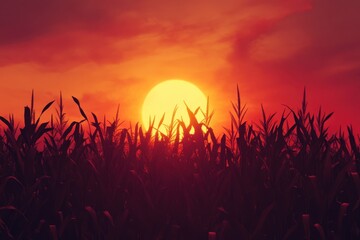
[0,89,359,239]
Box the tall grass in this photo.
[0,89,359,239]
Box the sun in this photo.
[141,79,207,134]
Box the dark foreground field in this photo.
[0,90,359,239]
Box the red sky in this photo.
[0,0,359,133]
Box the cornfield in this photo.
[0,89,359,239]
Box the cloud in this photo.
[0,30,129,69]
[0,0,157,68]
[1,0,296,69]
[0,0,140,44]
[229,0,360,82]
[0,0,225,69]
[223,0,360,128]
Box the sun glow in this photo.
[141,79,207,134]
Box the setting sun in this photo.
[141,79,207,133]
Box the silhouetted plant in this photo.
[0,88,359,239]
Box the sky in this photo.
[0,0,359,133]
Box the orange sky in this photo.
[0,0,359,133]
